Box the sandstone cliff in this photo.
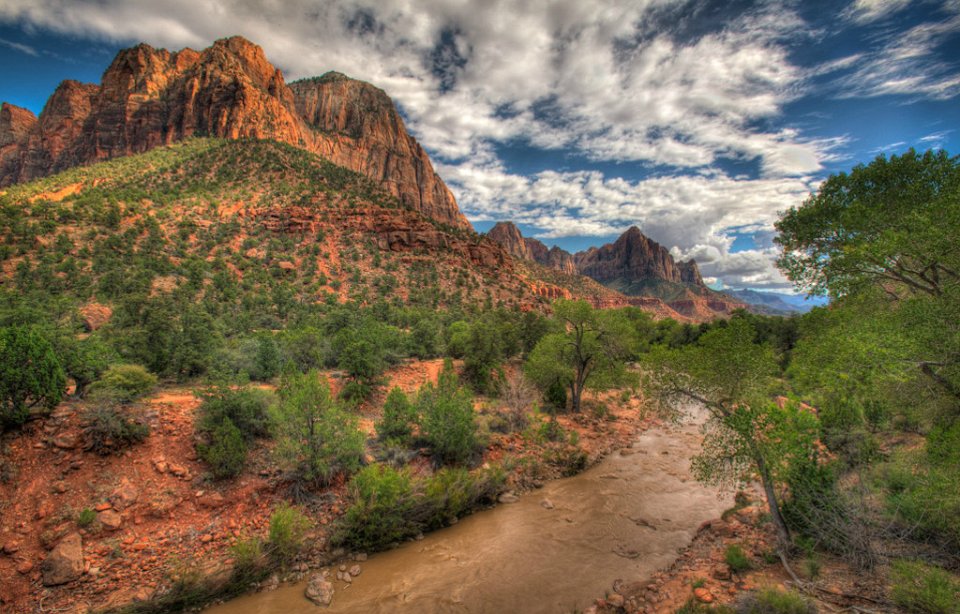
[0,36,470,230]
[573,226,702,286]
[487,221,577,275]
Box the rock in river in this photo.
[305,573,335,607]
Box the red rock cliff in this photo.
[487,221,578,275]
[0,36,470,230]
[574,226,705,286]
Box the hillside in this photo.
[0,138,597,317]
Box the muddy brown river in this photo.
[207,408,729,613]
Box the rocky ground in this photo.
[0,359,649,613]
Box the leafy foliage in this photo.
[416,361,480,466]
[0,325,66,429]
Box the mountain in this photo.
[724,289,826,314]
[487,222,577,275]
[487,223,745,319]
[0,36,469,230]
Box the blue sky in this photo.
[1,0,958,290]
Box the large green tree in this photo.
[525,300,635,413]
[0,325,66,429]
[775,148,960,299]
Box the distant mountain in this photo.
[724,289,826,314]
[487,223,746,320]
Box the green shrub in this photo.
[335,464,417,551]
[82,405,149,455]
[197,386,274,440]
[376,387,417,444]
[268,503,312,562]
[417,363,480,466]
[89,364,157,402]
[230,536,268,583]
[76,508,97,528]
[0,325,66,429]
[198,418,247,479]
[734,588,816,614]
[725,544,752,573]
[271,371,365,486]
[891,560,960,614]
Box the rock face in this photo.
[574,226,703,287]
[0,36,470,230]
[290,74,467,229]
[42,533,84,586]
[487,221,577,275]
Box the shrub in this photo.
[376,387,417,444]
[82,405,149,455]
[0,325,66,429]
[198,418,247,479]
[335,464,417,551]
[498,372,534,432]
[891,560,960,614]
[89,364,157,402]
[271,371,364,486]
[268,503,312,562]
[197,386,274,441]
[230,536,268,583]
[417,363,480,466]
[734,588,816,614]
[76,508,97,528]
[725,544,752,573]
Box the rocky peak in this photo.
[0,36,470,230]
[290,74,469,229]
[0,103,37,147]
[487,222,531,260]
[573,226,706,287]
[486,221,579,275]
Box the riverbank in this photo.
[0,359,653,613]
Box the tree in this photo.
[525,300,634,413]
[417,361,480,466]
[646,318,794,546]
[270,370,364,486]
[376,386,417,444]
[59,335,118,398]
[775,148,960,300]
[0,325,66,429]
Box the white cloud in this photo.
[0,36,38,56]
[842,0,913,23]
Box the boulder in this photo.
[98,509,123,531]
[305,573,334,607]
[110,478,139,510]
[42,533,84,586]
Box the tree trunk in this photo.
[755,452,791,548]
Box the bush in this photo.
[336,465,418,551]
[89,364,156,402]
[376,387,417,444]
[268,503,312,562]
[498,372,534,432]
[230,536,268,583]
[724,544,752,573]
[271,371,365,486]
[198,418,247,479]
[0,325,66,429]
[891,560,960,614]
[76,508,97,528]
[734,588,817,614]
[82,405,149,455]
[417,363,480,466]
[197,386,274,441]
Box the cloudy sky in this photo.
[1,0,958,291]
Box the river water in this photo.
[207,408,729,614]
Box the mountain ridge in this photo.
[0,36,470,230]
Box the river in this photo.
[206,407,729,613]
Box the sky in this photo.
[0,0,958,292]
